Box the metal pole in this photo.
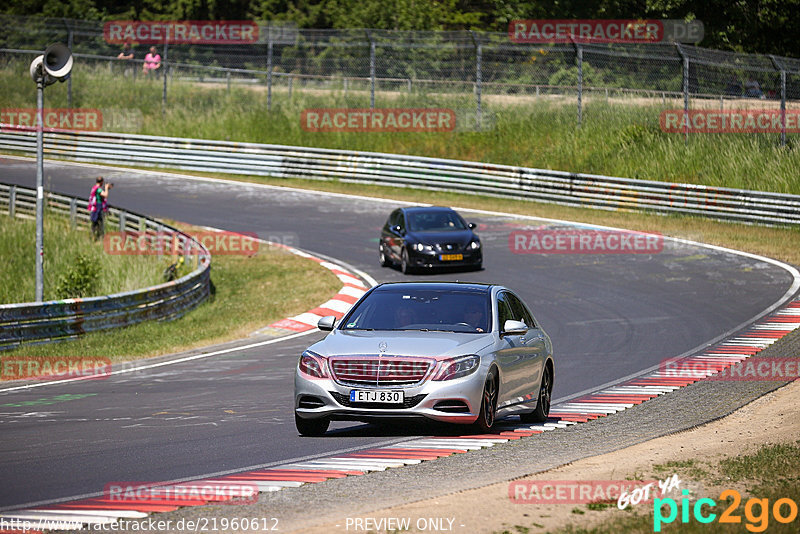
[770,56,787,147]
[576,43,583,127]
[35,80,44,302]
[676,44,689,146]
[780,69,786,147]
[67,27,73,109]
[470,31,482,129]
[267,27,273,111]
[367,30,375,109]
[162,40,169,112]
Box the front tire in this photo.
[401,248,413,275]
[379,244,390,267]
[521,364,552,423]
[473,370,498,433]
[295,414,330,436]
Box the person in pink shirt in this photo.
[143,46,161,75]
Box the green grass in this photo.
[538,441,800,534]
[0,211,164,303]
[1,219,341,365]
[2,58,799,194]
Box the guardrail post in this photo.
[288,74,293,99]
[267,25,273,111]
[367,30,375,109]
[119,210,127,232]
[226,71,231,94]
[70,198,76,228]
[769,55,787,147]
[9,185,16,218]
[675,44,690,145]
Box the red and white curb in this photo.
[266,248,369,333]
[3,300,798,532]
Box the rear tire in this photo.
[521,364,552,423]
[295,414,330,436]
[472,370,498,433]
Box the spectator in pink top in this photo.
[143,46,161,75]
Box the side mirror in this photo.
[502,319,528,336]
[393,225,403,234]
[317,315,336,331]
[468,222,477,230]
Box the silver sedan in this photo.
[294,281,554,436]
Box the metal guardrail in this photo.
[0,182,212,350]
[1,128,799,226]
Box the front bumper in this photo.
[294,369,484,424]
[407,248,482,269]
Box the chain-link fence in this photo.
[1,14,799,144]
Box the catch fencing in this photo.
[0,182,211,350]
[1,128,798,227]
[1,15,799,144]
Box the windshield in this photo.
[342,287,490,333]
[407,211,467,232]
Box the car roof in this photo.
[401,206,459,214]
[372,281,494,293]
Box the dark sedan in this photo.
[379,206,482,274]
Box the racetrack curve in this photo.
[0,156,796,510]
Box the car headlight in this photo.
[298,351,329,379]
[469,240,481,250]
[413,243,434,252]
[432,355,480,381]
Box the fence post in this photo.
[288,74,293,99]
[226,71,231,94]
[769,55,787,147]
[470,31,482,129]
[64,19,73,109]
[267,25,273,111]
[162,40,169,113]
[366,30,376,109]
[676,44,689,145]
[573,40,583,127]
[9,185,15,218]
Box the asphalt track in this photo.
[0,157,796,510]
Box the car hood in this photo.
[308,329,493,360]
[408,230,475,246]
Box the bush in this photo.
[56,253,101,298]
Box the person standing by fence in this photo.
[89,176,112,240]
[143,46,161,76]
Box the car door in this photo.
[383,209,405,262]
[506,291,546,401]
[494,291,530,407]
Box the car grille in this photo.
[435,243,463,252]
[329,357,433,387]
[330,392,427,409]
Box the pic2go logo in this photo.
[654,489,799,532]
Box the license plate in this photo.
[440,254,463,261]
[350,390,404,404]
